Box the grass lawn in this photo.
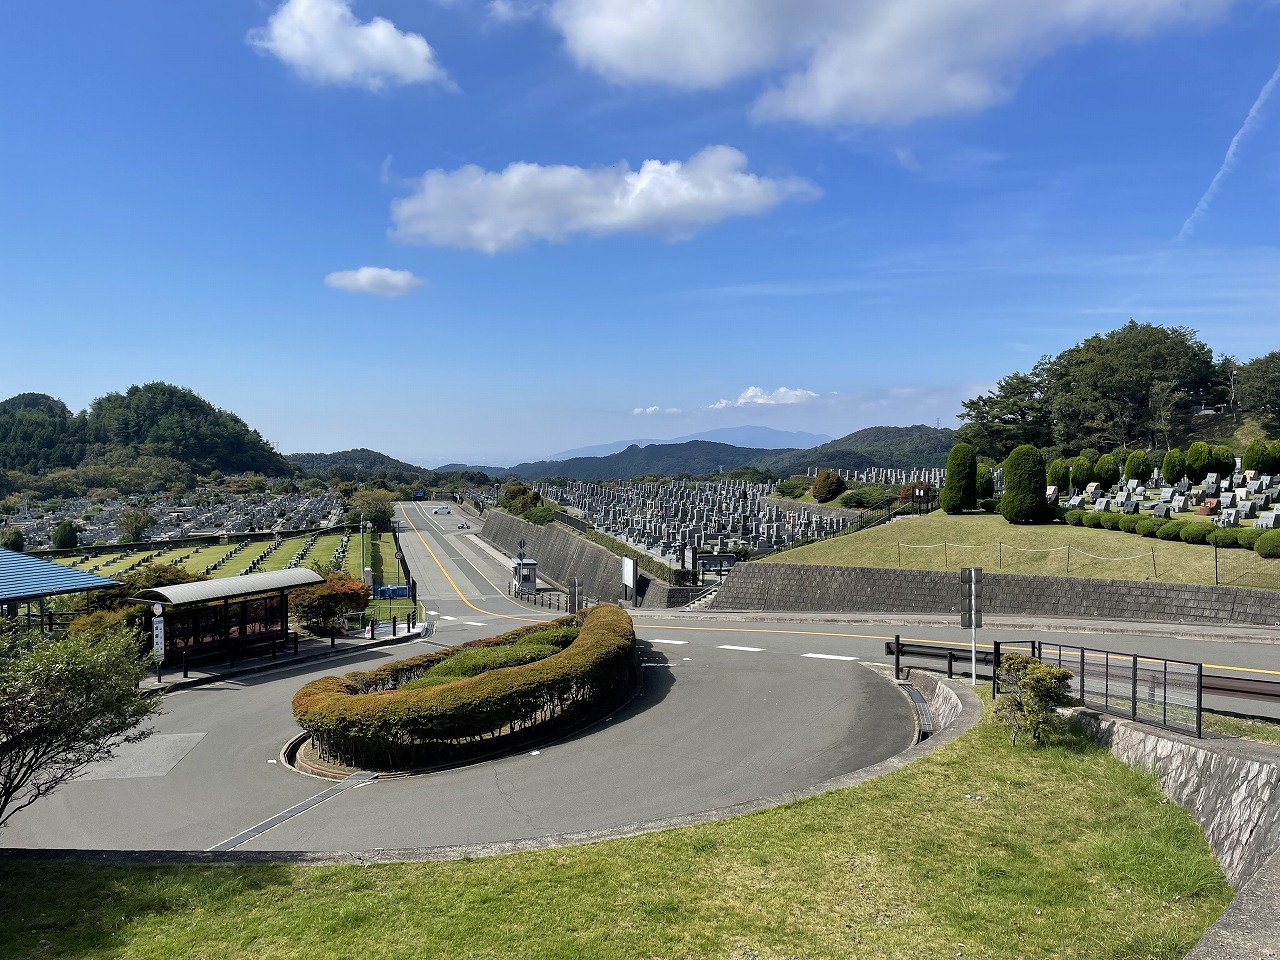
[766,511,1247,585]
[0,708,1230,960]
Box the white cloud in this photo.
[248,0,450,91]
[391,145,817,252]
[325,266,424,296]
[633,405,682,415]
[710,386,819,409]
[546,0,1231,125]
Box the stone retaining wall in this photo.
[708,562,1280,626]
[480,512,695,608]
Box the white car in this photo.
[433,506,451,514]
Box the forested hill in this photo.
[0,383,291,478]
[754,424,956,474]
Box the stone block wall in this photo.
[708,562,1280,626]
[480,512,696,609]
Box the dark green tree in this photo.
[51,520,79,550]
[1046,458,1071,494]
[1000,445,1048,524]
[1069,455,1094,492]
[1093,453,1121,489]
[1185,442,1212,483]
[940,444,977,514]
[1123,450,1152,484]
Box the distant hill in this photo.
[505,440,791,481]
[0,383,291,478]
[755,424,956,474]
[546,426,830,461]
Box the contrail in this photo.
[1177,58,1280,241]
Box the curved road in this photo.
[4,500,1277,853]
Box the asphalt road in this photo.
[3,500,1277,853]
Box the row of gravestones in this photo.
[1056,471,1279,529]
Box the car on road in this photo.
[433,506,451,514]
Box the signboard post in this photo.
[960,568,983,686]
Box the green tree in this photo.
[1000,445,1048,524]
[954,368,1054,460]
[1237,351,1280,421]
[116,507,155,544]
[1212,445,1236,477]
[1123,450,1152,485]
[0,527,23,552]
[51,520,79,550]
[1185,441,1212,483]
[0,623,159,826]
[1242,438,1269,474]
[1046,458,1071,494]
[1069,455,1094,492]
[976,463,996,500]
[1093,453,1121,489]
[993,652,1076,746]
[940,444,977,514]
[810,470,847,504]
[1162,448,1185,485]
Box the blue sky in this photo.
[3,1,1278,468]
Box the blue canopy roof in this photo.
[0,548,120,605]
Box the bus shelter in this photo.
[133,568,323,665]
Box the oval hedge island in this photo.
[291,605,638,772]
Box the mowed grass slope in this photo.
[0,711,1230,960]
[767,511,1229,585]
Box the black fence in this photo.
[1023,641,1202,738]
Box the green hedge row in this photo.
[292,606,638,770]
[1063,508,1277,553]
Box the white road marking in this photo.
[648,638,689,645]
[803,653,860,661]
[718,645,764,652]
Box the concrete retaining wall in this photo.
[708,562,1280,626]
[480,512,697,608]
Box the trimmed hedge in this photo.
[1179,521,1215,546]
[292,606,637,770]
[1257,530,1280,559]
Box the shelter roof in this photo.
[0,547,121,605]
[134,568,324,607]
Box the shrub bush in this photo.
[1185,442,1212,483]
[1065,509,1086,526]
[1001,445,1049,524]
[1069,455,1094,492]
[1099,512,1123,530]
[1094,454,1121,489]
[1157,520,1188,541]
[1118,513,1142,533]
[978,498,999,513]
[1081,512,1104,528]
[1209,528,1239,548]
[1123,450,1152,485]
[1237,528,1263,550]
[811,470,846,504]
[1256,530,1280,559]
[292,607,637,770]
[1179,521,1216,546]
[1046,458,1071,494]
[1136,518,1161,537]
